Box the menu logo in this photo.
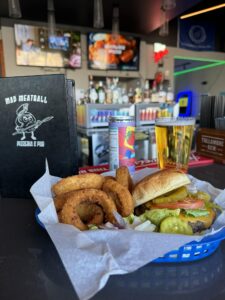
[5,94,47,104]
[12,103,54,147]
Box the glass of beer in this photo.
[155,117,195,172]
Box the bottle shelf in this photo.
[139,120,155,126]
[91,122,109,127]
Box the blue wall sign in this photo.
[179,20,215,51]
[176,90,192,117]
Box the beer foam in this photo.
[155,117,195,126]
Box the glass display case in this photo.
[77,103,177,167]
[77,126,156,167]
[77,127,109,166]
[135,103,161,126]
[77,103,133,128]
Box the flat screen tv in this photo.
[48,36,70,51]
[88,33,140,71]
[14,24,81,69]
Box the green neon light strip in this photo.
[174,55,225,63]
[174,61,225,76]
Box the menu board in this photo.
[14,24,81,68]
[88,33,140,71]
[0,74,78,198]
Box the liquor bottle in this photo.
[151,80,158,102]
[128,87,135,104]
[88,76,98,104]
[105,77,113,104]
[134,80,142,103]
[143,80,150,103]
[121,88,129,104]
[166,82,174,103]
[97,81,106,104]
[112,77,120,104]
[158,84,166,103]
[155,61,164,85]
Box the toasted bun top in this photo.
[133,169,191,207]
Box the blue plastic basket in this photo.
[153,228,225,263]
[35,208,225,263]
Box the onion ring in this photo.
[52,173,105,196]
[54,191,104,225]
[54,193,68,212]
[57,210,63,223]
[104,176,116,181]
[102,178,134,217]
[61,189,117,230]
[77,202,104,225]
[116,166,133,193]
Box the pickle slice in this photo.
[152,186,187,204]
[160,216,193,235]
[197,191,211,202]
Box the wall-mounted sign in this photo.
[88,33,140,71]
[153,43,169,63]
[179,20,215,51]
[176,90,192,117]
[197,128,225,164]
[14,24,81,68]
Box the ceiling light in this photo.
[48,0,56,37]
[8,0,22,18]
[174,61,225,76]
[180,3,225,19]
[112,4,120,40]
[159,8,169,37]
[174,55,225,76]
[93,0,104,29]
[162,0,176,11]
[174,55,224,63]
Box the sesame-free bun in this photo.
[133,169,191,207]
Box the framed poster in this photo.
[88,32,140,71]
[14,24,81,68]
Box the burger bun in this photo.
[133,169,191,207]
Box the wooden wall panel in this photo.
[0,40,5,77]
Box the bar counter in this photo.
[1,163,225,300]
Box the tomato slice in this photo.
[150,197,205,210]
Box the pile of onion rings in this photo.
[51,167,134,231]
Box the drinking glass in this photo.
[155,117,195,172]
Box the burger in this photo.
[132,169,219,235]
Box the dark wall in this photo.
[146,15,225,53]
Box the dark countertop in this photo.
[1,163,225,300]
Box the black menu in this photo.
[0,74,78,198]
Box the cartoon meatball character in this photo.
[13,103,53,141]
[14,104,37,140]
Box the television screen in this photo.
[48,36,70,51]
[88,33,140,71]
[14,24,81,68]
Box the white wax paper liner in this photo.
[30,164,225,300]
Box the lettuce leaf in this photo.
[184,209,209,217]
[88,224,99,230]
[123,214,135,224]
